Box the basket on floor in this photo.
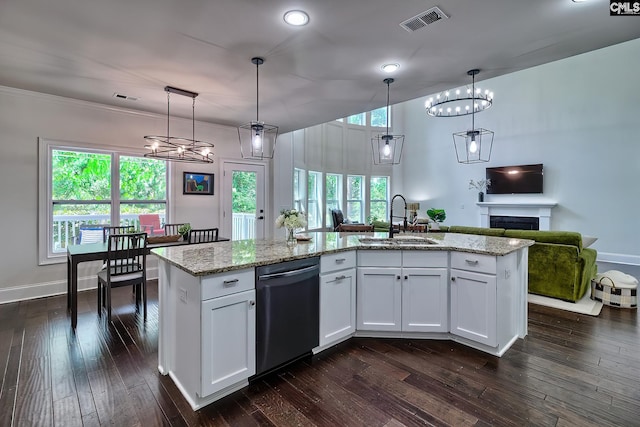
[590,272,637,309]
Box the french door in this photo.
[221,161,266,240]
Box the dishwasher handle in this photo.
[258,264,319,281]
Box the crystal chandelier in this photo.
[238,57,278,160]
[144,86,214,163]
[371,78,404,165]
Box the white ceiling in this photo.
[1,0,638,133]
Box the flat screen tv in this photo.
[486,163,543,194]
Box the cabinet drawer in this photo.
[201,268,255,300]
[357,250,402,267]
[321,251,356,274]
[451,252,496,275]
[402,250,448,268]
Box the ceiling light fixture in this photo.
[451,69,494,164]
[371,78,404,165]
[425,72,493,117]
[144,86,214,163]
[283,10,309,26]
[381,63,400,73]
[238,57,278,160]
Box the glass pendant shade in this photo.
[238,57,278,160]
[372,78,404,165]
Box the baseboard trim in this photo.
[0,267,158,305]
[597,252,640,266]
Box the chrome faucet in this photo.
[389,194,408,238]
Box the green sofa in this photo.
[447,226,597,302]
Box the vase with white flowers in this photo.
[469,179,491,202]
[275,209,307,244]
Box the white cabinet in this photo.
[201,288,256,397]
[450,252,497,347]
[319,251,356,349]
[357,266,402,331]
[158,264,256,410]
[357,250,448,333]
[402,267,449,332]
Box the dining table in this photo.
[66,237,229,329]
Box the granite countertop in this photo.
[151,231,534,277]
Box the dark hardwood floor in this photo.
[1,281,638,426]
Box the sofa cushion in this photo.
[503,230,583,251]
[448,226,505,236]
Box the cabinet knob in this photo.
[396,275,401,280]
[451,277,456,282]
[335,258,346,263]
[223,279,239,287]
[335,275,346,281]
[465,259,479,265]
[249,300,256,306]
[404,275,408,280]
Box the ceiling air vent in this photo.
[112,93,138,101]
[400,6,448,32]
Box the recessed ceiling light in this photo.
[381,63,400,73]
[284,10,309,26]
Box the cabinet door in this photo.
[320,268,356,346]
[450,269,497,347]
[357,267,402,331]
[201,289,256,397]
[402,268,449,332]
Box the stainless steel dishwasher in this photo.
[255,256,320,376]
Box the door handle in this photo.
[257,216,264,220]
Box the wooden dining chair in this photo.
[97,232,148,321]
[102,225,135,243]
[164,223,186,236]
[188,228,219,243]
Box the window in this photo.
[39,140,168,263]
[369,176,389,222]
[119,156,167,229]
[370,107,388,128]
[293,168,306,213]
[346,175,364,223]
[347,113,366,126]
[325,173,342,227]
[307,171,323,230]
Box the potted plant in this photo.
[469,179,491,202]
[426,208,446,231]
[177,223,191,241]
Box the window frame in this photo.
[307,170,323,231]
[325,173,343,229]
[369,176,390,222]
[346,174,365,224]
[38,138,170,265]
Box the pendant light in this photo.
[371,78,404,165]
[144,86,215,163]
[451,69,494,164]
[238,57,278,160]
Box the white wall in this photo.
[397,38,640,268]
[0,86,250,302]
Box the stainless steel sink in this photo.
[358,236,439,246]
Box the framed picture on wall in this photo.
[183,172,214,195]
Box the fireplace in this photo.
[477,200,557,231]
[490,215,539,230]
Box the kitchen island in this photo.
[152,231,533,410]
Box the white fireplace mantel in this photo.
[476,200,557,231]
